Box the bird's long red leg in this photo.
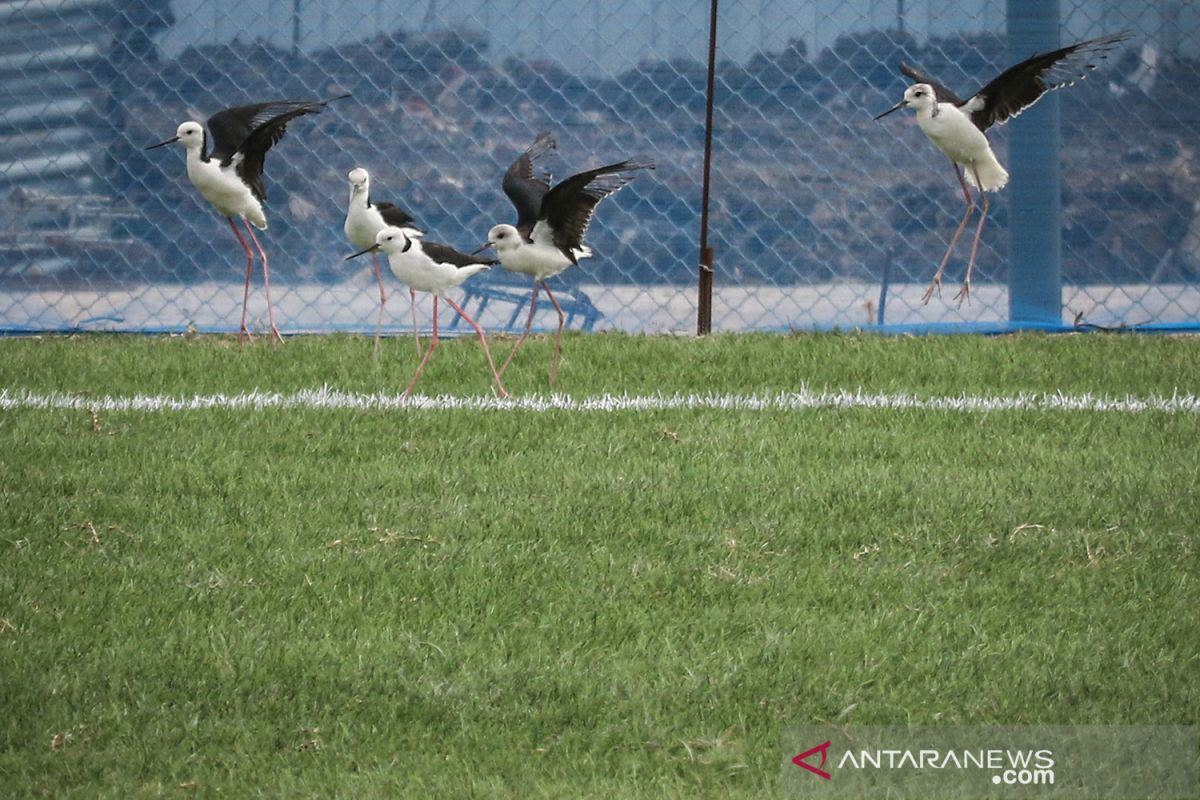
[954,163,989,308]
[541,281,566,386]
[404,295,438,398]
[410,288,423,359]
[443,295,509,399]
[922,162,975,305]
[243,221,282,346]
[498,280,539,379]
[226,217,255,348]
[372,252,386,359]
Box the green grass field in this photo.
[2,332,1199,798]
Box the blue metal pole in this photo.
[1006,0,1062,324]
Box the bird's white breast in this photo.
[344,202,384,250]
[917,103,993,164]
[385,247,487,296]
[916,103,1009,191]
[186,152,266,228]
[496,221,590,280]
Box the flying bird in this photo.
[347,227,507,399]
[875,33,1131,306]
[146,94,349,345]
[344,167,425,357]
[478,132,653,385]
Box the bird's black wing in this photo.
[964,32,1132,131]
[541,158,654,263]
[502,131,556,239]
[209,94,349,200]
[208,99,325,163]
[206,103,268,164]
[422,240,497,268]
[899,61,965,105]
[374,200,419,230]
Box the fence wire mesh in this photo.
[0,0,1196,335]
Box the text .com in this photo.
[994,768,1055,786]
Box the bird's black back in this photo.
[372,199,419,230]
[423,240,497,268]
[502,131,556,240]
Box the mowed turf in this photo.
[1,332,1198,798]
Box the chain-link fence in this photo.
[1,0,1196,335]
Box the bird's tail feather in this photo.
[964,157,1009,192]
[453,264,491,284]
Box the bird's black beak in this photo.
[471,243,491,256]
[873,101,906,121]
[345,243,380,261]
[144,136,179,150]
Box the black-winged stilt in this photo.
[347,226,508,399]
[477,132,654,385]
[874,33,1131,306]
[344,167,425,357]
[145,95,349,345]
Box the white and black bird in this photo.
[478,132,654,385]
[343,167,425,356]
[146,94,349,344]
[875,33,1131,306]
[347,226,507,399]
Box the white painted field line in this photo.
[1,387,1198,414]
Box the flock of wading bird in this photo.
[146,31,1131,397]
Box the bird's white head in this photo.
[483,224,521,254]
[902,84,937,112]
[374,225,415,254]
[345,225,414,262]
[172,121,204,150]
[145,120,204,152]
[874,83,937,120]
[347,167,370,195]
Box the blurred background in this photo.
[0,0,1195,334]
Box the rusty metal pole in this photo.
[697,0,719,335]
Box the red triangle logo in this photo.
[792,740,832,780]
